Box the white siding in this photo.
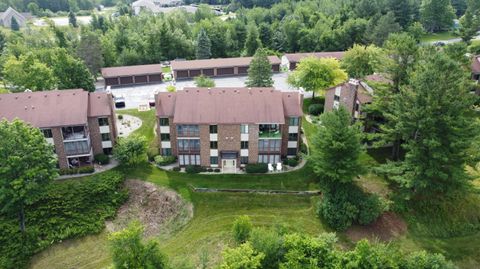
[102,141,112,148]
[241,133,249,141]
[288,126,299,133]
[99,125,110,134]
[240,149,249,157]
[159,126,170,133]
[210,134,218,141]
[288,141,298,148]
[210,149,218,156]
[45,137,54,145]
[161,141,171,148]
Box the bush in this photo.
[214,168,221,173]
[117,114,123,120]
[300,141,308,154]
[114,135,148,165]
[59,165,95,175]
[245,163,268,174]
[154,155,176,166]
[232,215,253,243]
[308,104,324,116]
[166,85,176,92]
[172,167,181,172]
[94,153,110,165]
[0,171,127,269]
[185,165,206,174]
[357,194,384,225]
[206,168,213,172]
[287,158,299,167]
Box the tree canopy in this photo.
[245,48,273,87]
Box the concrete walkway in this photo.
[191,186,321,195]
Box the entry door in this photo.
[223,159,236,167]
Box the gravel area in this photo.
[116,114,142,137]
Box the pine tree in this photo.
[69,11,78,28]
[459,10,479,43]
[196,28,211,59]
[244,24,262,56]
[384,48,478,197]
[10,17,19,31]
[245,48,273,87]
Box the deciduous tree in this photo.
[420,0,456,32]
[77,31,104,77]
[221,243,264,269]
[3,55,56,91]
[341,44,384,78]
[113,135,148,166]
[0,119,58,232]
[244,24,261,56]
[194,74,215,87]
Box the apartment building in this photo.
[155,87,303,172]
[472,54,480,83]
[0,89,118,169]
[324,79,375,120]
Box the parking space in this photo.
[97,72,310,109]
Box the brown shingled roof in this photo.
[170,56,281,71]
[156,88,302,124]
[284,51,345,63]
[0,89,89,128]
[101,64,162,78]
[88,92,113,117]
[472,55,480,74]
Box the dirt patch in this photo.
[345,212,407,242]
[106,180,193,238]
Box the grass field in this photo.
[30,106,480,269]
[420,31,457,42]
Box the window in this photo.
[241,124,249,134]
[209,125,218,134]
[258,139,281,152]
[258,154,280,164]
[288,133,298,141]
[334,95,340,101]
[287,148,297,156]
[103,147,112,155]
[161,133,170,141]
[177,139,200,152]
[159,118,169,126]
[210,156,218,165]
[179,154,200,165]
[64,140,90,155]
[41,129,53,138]
[289,117,299,126]
[62,126,86,140]
[241,141,249,149]
[101,133,111,141]
[240,157,248,164]
[354,102,360,112]
[161,148,172,156]
[98,117,109,126]
[210,141,218,149]
[259,124,280,138]
[177,125,199,136]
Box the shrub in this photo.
[172,167,181,172]
[113,135,148,165]
[166,85,176,92]
[245,163,268,174]
[194,74,215,87]
[308,103,324,116]
[0,171,127,268]
[214,168,221,173]
[232,215,253,243]
[147,147,159,162]
[357,194,384,225]
[206,168,213,172]
[185,165,206,174]
[94,153,110,165]
[154,155,176,166]
[287,158,299,167]
[58,165,95,175]
[117,114,123,120]
[300,141,308,154]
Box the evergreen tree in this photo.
[244,24,262,56]
[196,28,211,59]
[384,48,478,197]
[310,107,363,184]
[420,0,456,32]
[69,11,78,28]
[245,48,273,87]
[258,23,272,48]
[459,10,479,43]
[368,12,402,46]
[10,17,19,31]
[271,29,286,52]
[77,31,104,77]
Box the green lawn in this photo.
[420,31,457,42]
[30,103,480,269]
[162,66,171,73]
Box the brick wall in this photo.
[51,127,68,169]
[199,124,210,166]
[281,120,289,158]
[88,117,103,155]
[218,124,241,167]
[248,124,259,163]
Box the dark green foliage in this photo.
[58,166,95,175]
[10,17,19,31]
[194,74,215,87]
[0,171,127,269]
[286,158,299,167]
[244,24,261,56]
[154,155,176,166]
[420,0,456,32]
[68,11,77,27]
[245,163,268,174]
[173,167,181,172]
[308,104,323,115]
[185,165,206,174]
[196,28,211,60]
[249,228,284,269]
[232,215,252,243]
[94,153,110,165]
[114,135,148,166]
[245,48,273,87]
[214,168,221,173]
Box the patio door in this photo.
[222,159,236,173]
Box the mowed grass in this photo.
[420,31,457,42]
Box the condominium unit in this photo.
[0,89,118,169]
[155,87,303,172]
[324,79,374,120]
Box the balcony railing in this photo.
[64,139,91,156]
[62,126,88,141]
[259,124,281,138]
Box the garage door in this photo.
[217,67,234,76]
[189,69,201,77]
[105,77,119,86]
[202,69,214,76]
[289,62,297,70]
[176,70,189,79]
[120,76,134,85]
[148,74,162,82]
[134,75,148,84]
[272,64,280,72]
[238,66,248,74]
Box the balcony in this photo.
[62,126,88,141]
[64,139,91,156]
[259,124,281,138]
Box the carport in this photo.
[171,56,281,80]
[101,64,163,87]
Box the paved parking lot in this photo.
[96,72,309,109]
